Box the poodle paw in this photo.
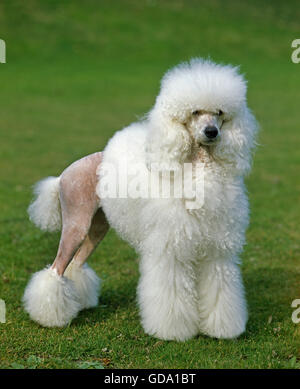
[23,266,81,327]
[199,310,247,339]
[140,302,199,342]
[143,322,198,342]
[64,261,101,310]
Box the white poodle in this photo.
[23,58,258,341]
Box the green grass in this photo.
[0,0,300,369]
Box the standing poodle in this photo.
[23,58,258,341]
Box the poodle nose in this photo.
[204,126,218,139]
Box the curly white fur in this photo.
[22,267,81,327]
[97,58,258,341]
[28,176,61,232]
[24,58,258,340]
[64,261,101,309]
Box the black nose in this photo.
[204,126,218,139]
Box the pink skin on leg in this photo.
[72,207,109,267]
[51,152,109,276]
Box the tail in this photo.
[28,176,62,232]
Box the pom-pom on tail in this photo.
[28,176,61,232]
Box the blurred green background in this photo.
[0,0,299,369]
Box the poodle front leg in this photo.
[137,254,199,341]
[197,258,248,339]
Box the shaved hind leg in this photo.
[71,208,109,268]
[63,208,109,309]
[50,152,108,310]
[23,152,108,327]
[51,152,103,276]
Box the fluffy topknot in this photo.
[153,58,247,122]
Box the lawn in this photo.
[0,0,299,369]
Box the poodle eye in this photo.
[192,110,200,116]
[218,110,223,116]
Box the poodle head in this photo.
[146,58,258,175]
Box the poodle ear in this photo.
[146,109,192,171]
[215,105,258,176]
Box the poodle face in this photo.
[147,58,258,174]
[185,109,224,146]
